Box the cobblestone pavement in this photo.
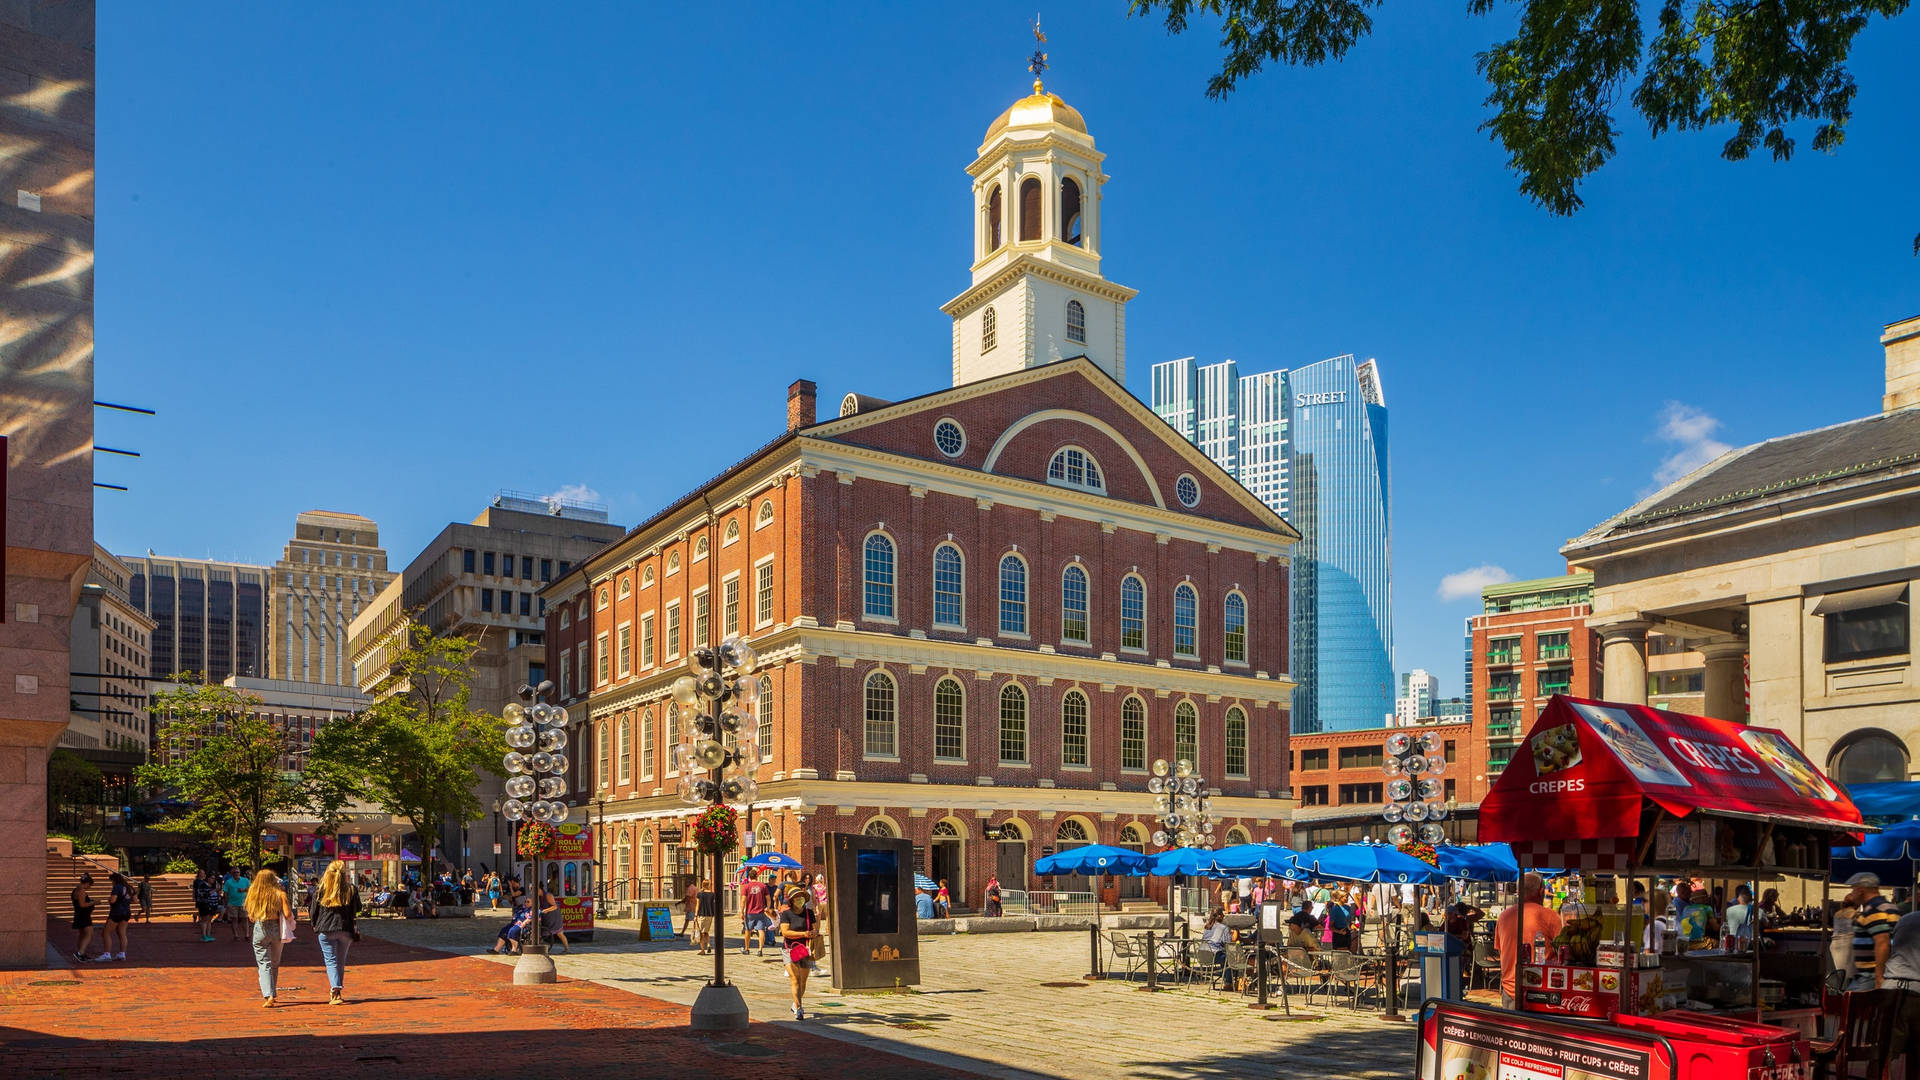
[0,916,986,1080]
[364,914,1419,1080]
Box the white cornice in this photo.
[587,780,1292,824]
[942,253,1137,317]
[968,131,1108,178]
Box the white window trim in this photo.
[619,577,632,598]
[1223,589,1251,668]
[932,676,968,764]
[862,667,901,762]
[723,519,741,546]
[616,620,633,677]
[754,499,776,530]
[722,571,743,637]
[931,542,967,632]
[641,565,655,588]
[559,608,571,629]
[861,529,900,626]
[575,644,587,694]
[1119,695,1150,774]
[998,682,1030,766]
[1173,583,1200,659]
[638,609,656,671]
[665,552,681,577]
[1119,573,1149,656]
[595,633,610,686]
[1046,445,1107,495]
[664,600,682,661]
[640,710,655,781]
[1059,563,1091,647]
[1059,689,1093,772]
[1224,706,1250,779]
[693,537,710,562]
[616,718,632,785]
[933,417,968,459]
[754,554,776,629]
[596,588,608,611]
[691,585,710,647]
[997,551,1031,641]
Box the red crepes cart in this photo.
[1415,694,1866,1080]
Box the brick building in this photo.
[1285,720,1493,848]
[550,360,1298,912]
[1470,572,1605,779]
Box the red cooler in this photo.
[1611,1012,1809,1080]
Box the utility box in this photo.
[825,831,921,990]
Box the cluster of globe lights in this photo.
[1146,757,1212,848]
[1380,729,1450,846]
[668,636,763,807]
[501,683,571,824]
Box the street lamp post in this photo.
[594,787,608,909]
[1146,755,1212,991]
[670,636,766,1032]
[498,680,570,986]
[491,797,502,875]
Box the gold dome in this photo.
[984,81,1088,142]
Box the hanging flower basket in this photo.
[692,804,739,854]
[518,821,559,859]
[1397,839,1439,866]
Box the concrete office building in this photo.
[150,675,370,774]
[1567,315,1920,787]
[347,493,624,868]
[0,0,94,969]
[67,545,155,753]
[1396,668,1438,724]
[122,554,271,683]
[1153,353,1393,733]
[270,510,395,686]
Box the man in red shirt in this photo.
[1496,872,1563,1010]
[740,869,771,957]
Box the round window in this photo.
[934,418,966,458]
[1175,474,1200,508]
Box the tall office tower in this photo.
[1396,668,1437,724]
[67,545,155,753]
[123,555,272,683]
[1151,353,1393,733]
[270,511,396,685]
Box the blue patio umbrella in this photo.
[1149,845,1217,878]
[1843,781,1920,820]
[742,850,804,870]
[1206,842,1309,880]
[1436,842,1526,883]
[1832,818,1920,887]
[914,873,938,892]
[1296,842,1446,885]
[1034,844,1154,876]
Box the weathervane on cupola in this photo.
[1028,14,1048,93]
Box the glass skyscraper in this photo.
[1152,354,1392,732]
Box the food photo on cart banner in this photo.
[1412,693,1893,1080]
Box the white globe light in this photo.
[529,801,556,823]
[1419,823,1446,844]
[538,776,566,798]
[1424,756,1447,777]
[1418,732,1441,754]
[549,751,570,775]
[1386,823,1414,845]
[1382,803,1405,823]
[1152,830,1170,846]
[1402,755,1427,775]
[1417,779,1442,800]
[691,739,728,771]
[1406,802,1430,822]
[671,676,701,707]
[735,742,760,769]
[529,751,554,774]
[1147,776,1165,794]
[502,798,526,821]
[732,676,760,709]
[1429,803,1450,821]
[1382,756,1406,778]
[737,777,759,804]
[503,703,526,723]
[503,751,527,774]
[1387,779,1414,802]
[505,776,535,798]
[1175,759,1194,779]
[1385,732,1412,757]
[1152,758,1170,778]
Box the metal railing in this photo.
[1001,888,1097,916]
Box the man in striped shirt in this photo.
[1847,872,1900,989]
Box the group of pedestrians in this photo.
[66,871,133,962]
[487,882,569,955]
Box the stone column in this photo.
[1698,639,1750,724]
[1744,593,1805,741]
[1596,619,1653,705]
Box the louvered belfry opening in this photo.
[1018,177,1042,242]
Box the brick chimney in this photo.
[787,379,817,432]
[1883,315,1920,413]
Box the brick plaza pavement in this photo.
[367,914,1419,1080]
[0,916,989,1080]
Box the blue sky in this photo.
[97,3,1920,693]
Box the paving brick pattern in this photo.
[368,915,1419,1080]
[0,917,982,1080]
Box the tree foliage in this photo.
[138,681,311,872]
[308,625,506,872]
[1128,0,1909,223]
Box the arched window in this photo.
[1047,447,1104,493]
[617,717,632,784]
[757,674,774,763]
[1061,564,1089,643]
[694,535,709,560]
[597,722,610,789]
[757,500,775,527]
[1224,592,1248,664]
[667,704,681,770]
[666,551,680,574]
[640,709,655,779]
[1019,176,1042,241]
[1225,706,1248,778]
[1056,818,1090,848]
[982,305,998,352]
[1065,299,1086,344]
[1121,696,1147,771]
[724,519,741,544]
[932,543,965,628]
[1120,575,1146,651]
[1174,583,1198,657]
[999,683,1028,764]
[934,677,966,761]
[985,184,1004,252]
[640,828,655,883]
[1830,731,1910,785]
[1060,176,1083,245]
[597,588,608,609]
[1120,823,1147,848]
[641,566,654,587]
[1175,700,1198,768]
[1225,825,1251,847]
[864,670,898,758]
[933,819,961,839]
[1061,689,1090,767]
[754,820,775,854]
[619,577,631,598]
[999,554,1028,635]
[862,533,896,619]
[863,818,897,838]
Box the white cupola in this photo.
[943,74,1136,388]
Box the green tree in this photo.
[138,681,310,872]
[1128,0,1910,235]
[47,748,103,824]
[308,625,506,874]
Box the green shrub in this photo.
[49,828,115,856]
[163,855,200,874]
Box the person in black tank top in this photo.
[69,873,99,962]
